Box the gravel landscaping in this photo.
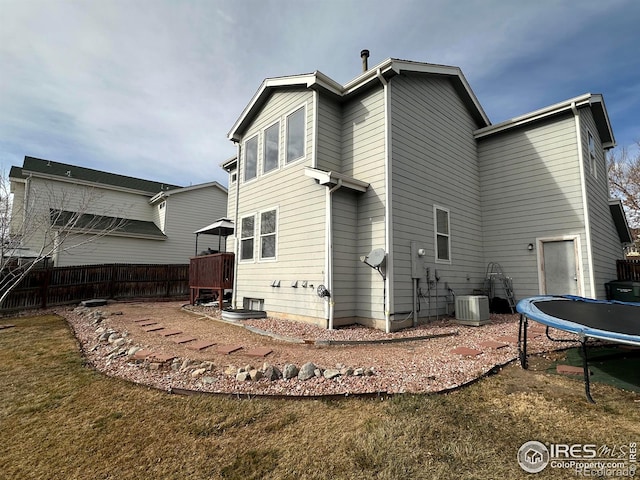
[58,300,579,397]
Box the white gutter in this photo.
[475,94,593,139]
[376,68,393,334]
[326,179,343,329]
[231,142,241,309]
[572,102,595,298]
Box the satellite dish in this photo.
[363,248,386,268]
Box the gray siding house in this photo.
[223,56,631,332]
[9,157,228,266]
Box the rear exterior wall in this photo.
[389,73,486,318]
[478,113,589,299]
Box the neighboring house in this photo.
[9,156,228,266]
[223,55,631,332]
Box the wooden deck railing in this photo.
[189,253,234,306]
[617,259,640,281]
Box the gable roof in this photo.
[474,94,615,149]
[13,156,182,194]
[228,58,490,141]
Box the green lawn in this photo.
[1,314,638,479]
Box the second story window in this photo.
[286,106,305,164]
[263,122,280,174]
[244,135,258,181]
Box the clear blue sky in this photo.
[1,0,639,187]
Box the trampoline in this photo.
[516,295,640,402]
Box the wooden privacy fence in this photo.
[1,263,189,312]
[617,259,640,281]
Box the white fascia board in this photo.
[474,93,594,139]
[589,94,616,149]
[304,167,369,192]
[219,155,238,170]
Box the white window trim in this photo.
[262,120,281,176]
[258,206,278,262]
[284,104,306,165]
[239,213,256,263]
[243,134,259,183]
[434,205,451,264]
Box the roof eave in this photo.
[609,198,633,244]
[474,93,615,146]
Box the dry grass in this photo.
[1,314,639,479]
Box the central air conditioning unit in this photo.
[455,295,490,326]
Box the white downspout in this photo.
[376,68,392,333]
[326,179,342,329]
[572,103,595,298]
[312,90,319,169]
[232,143,241,309]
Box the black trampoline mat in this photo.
[535,299,640,337]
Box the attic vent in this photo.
[65,170,72,177]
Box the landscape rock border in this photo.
[76,305,379,392]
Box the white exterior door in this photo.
[540,238,581,295]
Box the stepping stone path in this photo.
[449,323,547,358]
[557,364,590,376]
[172,336,197,344]
[161,329,183,337]
[217,345,243,355]
[449,347,482,357]
[245,347,273,357]
[142,325,165,332]
[186,340,216,351]
[134,319,263,357]
[479,340,508,350]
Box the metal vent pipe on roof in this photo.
[361,49,369,72]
